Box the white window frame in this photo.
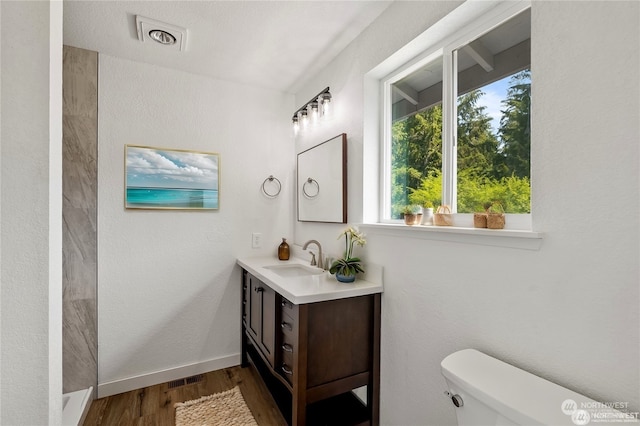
[379,0,533,231]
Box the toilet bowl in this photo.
[441,349,629,425]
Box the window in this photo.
[382,7,531,226]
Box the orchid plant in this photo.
[329,226,366,277]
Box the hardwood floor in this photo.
[83,365,287,425]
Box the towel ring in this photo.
[262,175,281,198]
[302,178,320,198]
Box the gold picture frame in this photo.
[125,145,219,210]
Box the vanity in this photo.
[237,257,383,426]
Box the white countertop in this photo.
[237,256,383,305]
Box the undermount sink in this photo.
[264,264,324,277]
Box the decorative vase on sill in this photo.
[421,207,434,225]
[329,226,366,283]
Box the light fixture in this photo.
[292,87,332,132]
[148,29,176,45]
[136,15,188,52]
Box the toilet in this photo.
[441,349,627,426]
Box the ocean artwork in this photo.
[125,145,219,210]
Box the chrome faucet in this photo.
[302,240,324,270]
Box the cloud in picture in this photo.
[126,146,218,190]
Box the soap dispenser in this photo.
[278,238,290,261]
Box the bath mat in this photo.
[174,386,257,426]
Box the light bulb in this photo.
[309,102,319,122]
[320,92,332,116]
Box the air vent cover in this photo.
[136,15,187,51]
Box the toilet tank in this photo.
[441,349,626,426]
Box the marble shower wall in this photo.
[62,45,98,395]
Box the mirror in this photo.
[297,133,347,223]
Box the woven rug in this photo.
[174,386,258,426]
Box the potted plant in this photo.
[402,205,423,226]
[329,227,366,283]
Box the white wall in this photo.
[294,1,639,424]
[97,54,294,395]
[0,1,63,424]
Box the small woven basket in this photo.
[486,203,505,229]
[433,205,453,226]
[473,212,488,228]
[487,213,505,229]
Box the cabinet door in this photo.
[260,284,276,365]
[246,273,276,366]
[242,273,250,326]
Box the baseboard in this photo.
[97,353,241,398]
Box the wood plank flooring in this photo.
[83,365,287,425]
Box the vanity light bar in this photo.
[292,87,331,132]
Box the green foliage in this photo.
[391,104,442,216]
[402,204,423,215]
[329,257,365,277]
[456,171,530,213]
[390,70,531,217]
[408,171,442,209]
[497,70,531,179]
[457,90,500,178]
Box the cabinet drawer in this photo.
[242,289,248,325]
[280,297,298,322]
[280,350,294,384]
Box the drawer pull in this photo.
[281,364,293,375]
[281,322,292,331]
[282,343,293,353]
[255,287,264,293]
[281,300,293,309]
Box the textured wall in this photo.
[294,1,639,424]
[1,1,64,424]
[97,54,294,394]
[62,45,98,396]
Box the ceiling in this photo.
[63,1,393,94]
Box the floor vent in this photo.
[185,374,204,385]
[167,374,204,389]
[167,379,185,389]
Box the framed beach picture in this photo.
[125,145,219,210]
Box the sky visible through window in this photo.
[475,74,511,134]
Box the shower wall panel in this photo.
[62,45,98,396]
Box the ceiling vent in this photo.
[136,15,187,52]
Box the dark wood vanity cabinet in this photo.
[241,270,381,426]
[244,272,276,366]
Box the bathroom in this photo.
[1,0,638,425]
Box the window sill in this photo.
[358,223,543,250]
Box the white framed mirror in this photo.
[297,133,347,223]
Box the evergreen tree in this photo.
[456,89,500,179]
[497,69,531,178]
[391,104,442,215]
